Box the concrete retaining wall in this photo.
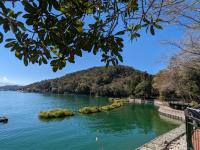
[158,106,185,122]
[128,98,186,150]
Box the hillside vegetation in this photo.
[0,85,21,91]
[21,66,155,98]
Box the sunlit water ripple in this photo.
[0,91,179,150]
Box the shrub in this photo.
[78,106,100,114]
[99,99,124,111]
[99,105,113,111]
[78,98,127,114]
[39,108,74,119]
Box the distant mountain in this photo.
[21,65,154,97]
[0,82,13,87]
[0,85,21,91]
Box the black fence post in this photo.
[185,108,200,150]
[185,109,190,150]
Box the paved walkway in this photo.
[137,124,185,150]
[167,134,187,150]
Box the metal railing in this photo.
[185,108,200,150]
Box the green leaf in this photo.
[42,57,48,64]
[44,49,51,59]
[134,25,141,31]
[48,0,52,11]
[52,66,58,72]
[26,18,33,25]
[118,55,123,62]
[111,59,116,66]
[5,42,15,48]
[150,26,155,35]
[143,18,150,24]
[3,22,10,33]
[156,18,163,22]
[75,49,82,57]
[13,11,23,18]
[15,51,22,59]
[23,57,28,66]
[17,22,26,31]
[115,31,125,36]
[76,26,83,33]
[38,30,45,40]
[39,58,42,65]
[131,32,140,39]
[0,2,8,14]
[86,8,93,14]
[22,1,36,13]
[51,0,60,10]
[68,56,75,63]
[106,61,109,67]
[6,38,15,42]
[23,14,31,18]
[0,32,3,43]
[0,16,4,25]
[154,24,163,30]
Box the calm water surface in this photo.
[0,91,179,150]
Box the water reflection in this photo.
[38,93,178,136]
[41,93,109,109]
[0,92,180,150]
[83,104,179,136]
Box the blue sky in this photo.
[0,25,183,85]
[0,3,184,85]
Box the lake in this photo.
[0,91,179,150]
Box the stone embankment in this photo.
[128,98,187,150]
[167,134,187,150]
[136,124,185,150]
[128,98,185,121]
[158,105,185,121]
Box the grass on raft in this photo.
[39,108,74,119]
[78,106,100,114]
[78,99,126,114]
[39,99,128,118]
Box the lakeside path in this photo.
[167,134,187,150]
[128,99,187,150]
[136,124,185,150]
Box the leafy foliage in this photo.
[127,71,156,99]
[0,0,165,71]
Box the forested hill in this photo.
[21,66,155,97]
[0,85,21,91]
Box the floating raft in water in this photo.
[0,116,8,123]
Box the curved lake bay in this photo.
[0,91,179,150]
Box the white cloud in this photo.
[0,76,14,86]
[2,76,9,82]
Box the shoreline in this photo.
[136,124,185,150]
[128,98,186,150]
[3,92,187,149]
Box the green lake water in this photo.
[0,91,179,150]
